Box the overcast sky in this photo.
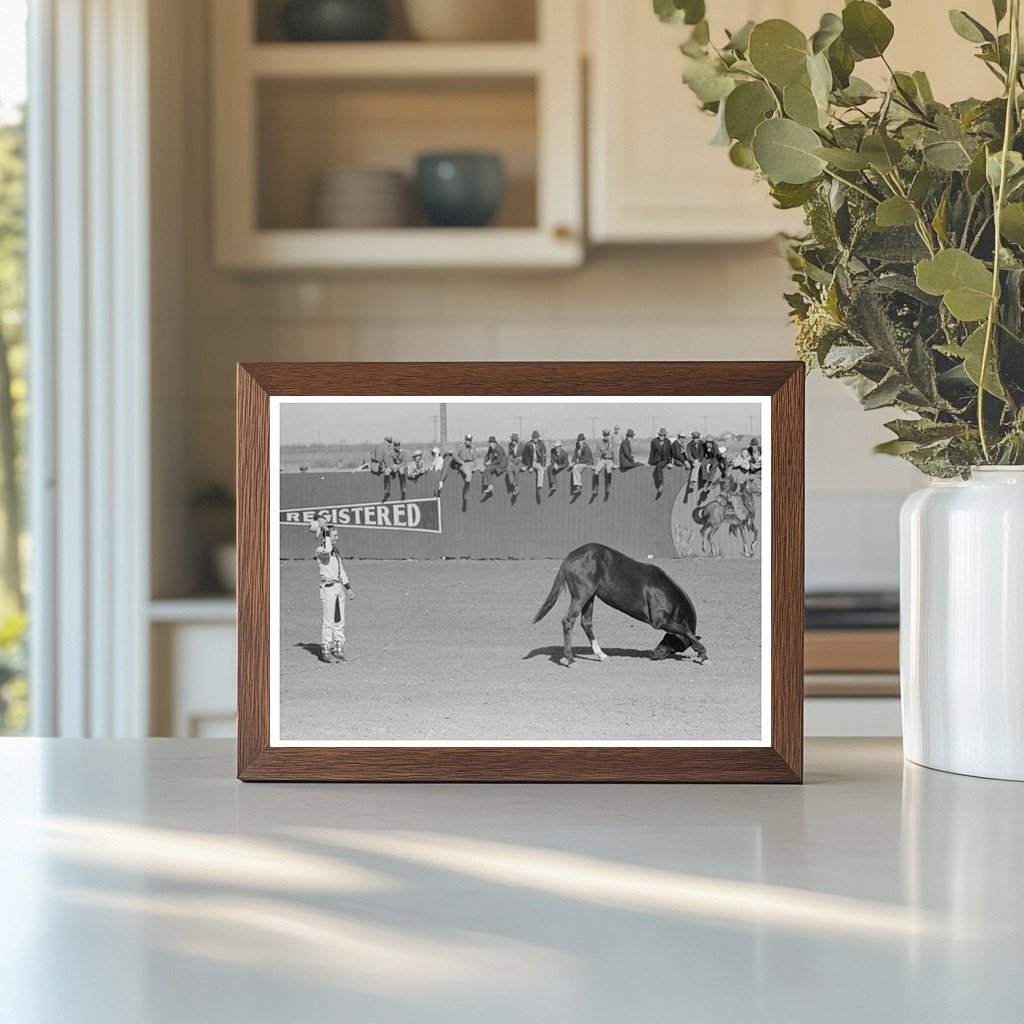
[279,399,762,447]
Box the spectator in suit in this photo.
[649,427,672,498]
[548,440,568,492]
[506,432,522,497]
[522,430,547,492]
[595,428,615,498]
[428,446,445,472]
[671,431,689,468]
[682,430,704,503]
[570,432,595,496]
[482,435,508,499]
[618,428,639,471]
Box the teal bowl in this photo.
[415,152,505,227]
[281,0,388,42]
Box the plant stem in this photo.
[822,167,880,205]
[979,0,1021,462]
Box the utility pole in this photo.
[590,416,597,438]
[650,415,657,437]
[439,402,448,450]
[517,415,525,437]
[703,414,709,434]
[430,415,439,444]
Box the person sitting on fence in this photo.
[389,439,408,501]
[671,431,689,469]
[595,428,615,499]
[522,430,547,491]
[548,440,568,492]
[429,446,445,472]
[482,435,508,499]
[648,427,672,498]
[370,434,399,500]
[570,433,595,497]
[447,434,477,498]
[506,432,522,497]
[618,428,639,471]
[406,449,428,481]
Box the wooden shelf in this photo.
[218,226,580,270]
[249,42,544,79]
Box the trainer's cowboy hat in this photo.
[464,433,473,441]
[430,446,440,454]
[510,432,519,441]
[530,429,541,439]
[658,427,668,437]
[626,428,635,437]
[487,435,498,443]
[576,432,586,441]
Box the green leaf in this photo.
[810,12,843,54]
[784,80,824,129]
[862,374,903,409]
[986,150,1024,191]
[939,325,1005,397]
[922,140,973,171]
[874,439,922,455]
[884,418,963,443]
[653,0,705,26]
[913,71,935,104]
[915,249,994,322]
[827,35,856,88]
[748,20,809,86]
[948,10,994,44]
[967,144,991,193]
[751,118,828,184]
[909,164,933,205]
[724,20,755,53]
[842,1,895,59]
[807,51,833,109]
[723,81,775,144]
[729,140,757,169]
[876,196,918,228]
[770,180,820,209]
[860,133,904,173]
[993,0,1008,24]
[814,146,872,170]
[682,57,736,104]
[1000,203,1024,244]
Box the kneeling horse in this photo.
[534,543,708,666]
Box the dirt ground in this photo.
[278,558,762,743]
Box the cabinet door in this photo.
[587,0,809,243]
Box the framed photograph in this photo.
[237,362,803,782]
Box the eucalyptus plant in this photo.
[657,0,1024,475]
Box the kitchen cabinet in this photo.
[211,0,583,269]
[587,0,998,244]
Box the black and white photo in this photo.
[268,396,771,748]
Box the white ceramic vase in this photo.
[900,467,1024,780]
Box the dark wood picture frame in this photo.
[237,362,804,782]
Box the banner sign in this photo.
[281,497,442,534]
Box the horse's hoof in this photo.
[561,657,576,668]
[597,653,608,662]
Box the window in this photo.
[0,0,28,734]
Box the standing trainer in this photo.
[310,517,356,663]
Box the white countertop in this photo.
[1,738,1020,1023]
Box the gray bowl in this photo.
[415,152,505,228]
[280,0,388,42]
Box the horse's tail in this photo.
[533,562,566,623]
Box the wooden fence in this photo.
[280,465,760,560]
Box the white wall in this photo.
[154,0,921,598]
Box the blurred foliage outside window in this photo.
[1,1,28,733]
